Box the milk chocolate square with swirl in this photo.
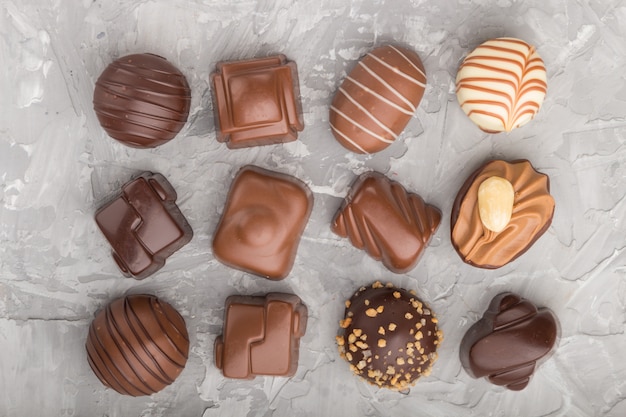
[211,55,304,148]
[331,172,441,273]
[460,293,559,391]
[95,172,193,279]
[212,166,313,280]
[214,293,307,379]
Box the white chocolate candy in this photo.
[456,38,547,133]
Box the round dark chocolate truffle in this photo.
[86,294,190,396]
[337,282,442,390]
[93,53,191,148]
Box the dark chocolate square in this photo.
[212,166,313,280]
[95,172,193,279]
[211,55,304,148]
[214,293,307,379]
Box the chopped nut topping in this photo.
[396,357,405,365]
[431,317,438,324]
[388,323,397,331]
[348,333,357,344]
[353,328,362,337]
[393,291,401,299]
[339,318,352,328]
[386,366,396,375]
[372,281,383,289]
[405,312,414,320]
[365,308,378,317]
[378,326,385,335]
[336,336,345,346]
[345,300,351,308]
[356,341,368,350]
[376,305,384,313]
[378,339,387,348]
[357,360,367,370]
[364,299,370,306]
[415,331,423,340]
[346,352,353,361]
[349,344,357,353]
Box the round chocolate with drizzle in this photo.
[85,294,190,396]
[93,53,191,148]
[337,282,442,390]
[456,38,547,133]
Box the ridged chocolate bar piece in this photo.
[332,172,441,273]
[95,172,193,279]
[460,293,559,391]
[214,293,307,379]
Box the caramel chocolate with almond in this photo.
[95,172,193,279]
[337,282,442,390]
[451,160,555,269]
[214,293,307,379]
[212,166,313,280]
[211,55,304,148]
[332,172,441,273]
[460,293,559,391]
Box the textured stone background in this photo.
[1,0,626,416]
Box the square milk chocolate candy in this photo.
[212,166,313,280]
[211,55,304,148]
[214,293,307,379]
[332,172,441,274]
[95,172,193,279]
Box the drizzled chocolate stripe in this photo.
[86,294,189,396]
[329,45,426,154]
[93,53,191,148]
[455,38,547,133]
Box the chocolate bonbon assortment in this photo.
[460,293,559,391]
[330,45,427,154]
[86,294,190,396]
[211,55,304,148]
[456,38,547,133]
[93,53,191,148]
[332,172,441,273]
[214,293,308,379]
[451,159,555,269]
[337,282,442,390]
[212,166,313,280]
[95,172,193,279]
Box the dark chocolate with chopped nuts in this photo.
[337,282,443,390]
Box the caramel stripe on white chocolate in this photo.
[329,45,426,154]
[455,38,547,133]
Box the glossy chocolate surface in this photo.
[93,53,191,148]
[337,282,442,390]
[460,293,559,391]
[330,45,426,154]
[451,160,555,269]
[95,172,193,279]
[211,55,304,148]
[212,166,313,280]
[86,294,190,396]
[332,172,441,273]
[214,293,307,379]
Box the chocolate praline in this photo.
[451,159,555,269]
[337,282,442,390]
[460,293,559,391]
[85,294,190,396]
[93,53,191,148]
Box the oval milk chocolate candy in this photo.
[455,38,547,133]
[329,45,426,154]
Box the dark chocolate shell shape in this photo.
[93,53,191,148]
[86,294,190,396]
[460,293,559,391]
